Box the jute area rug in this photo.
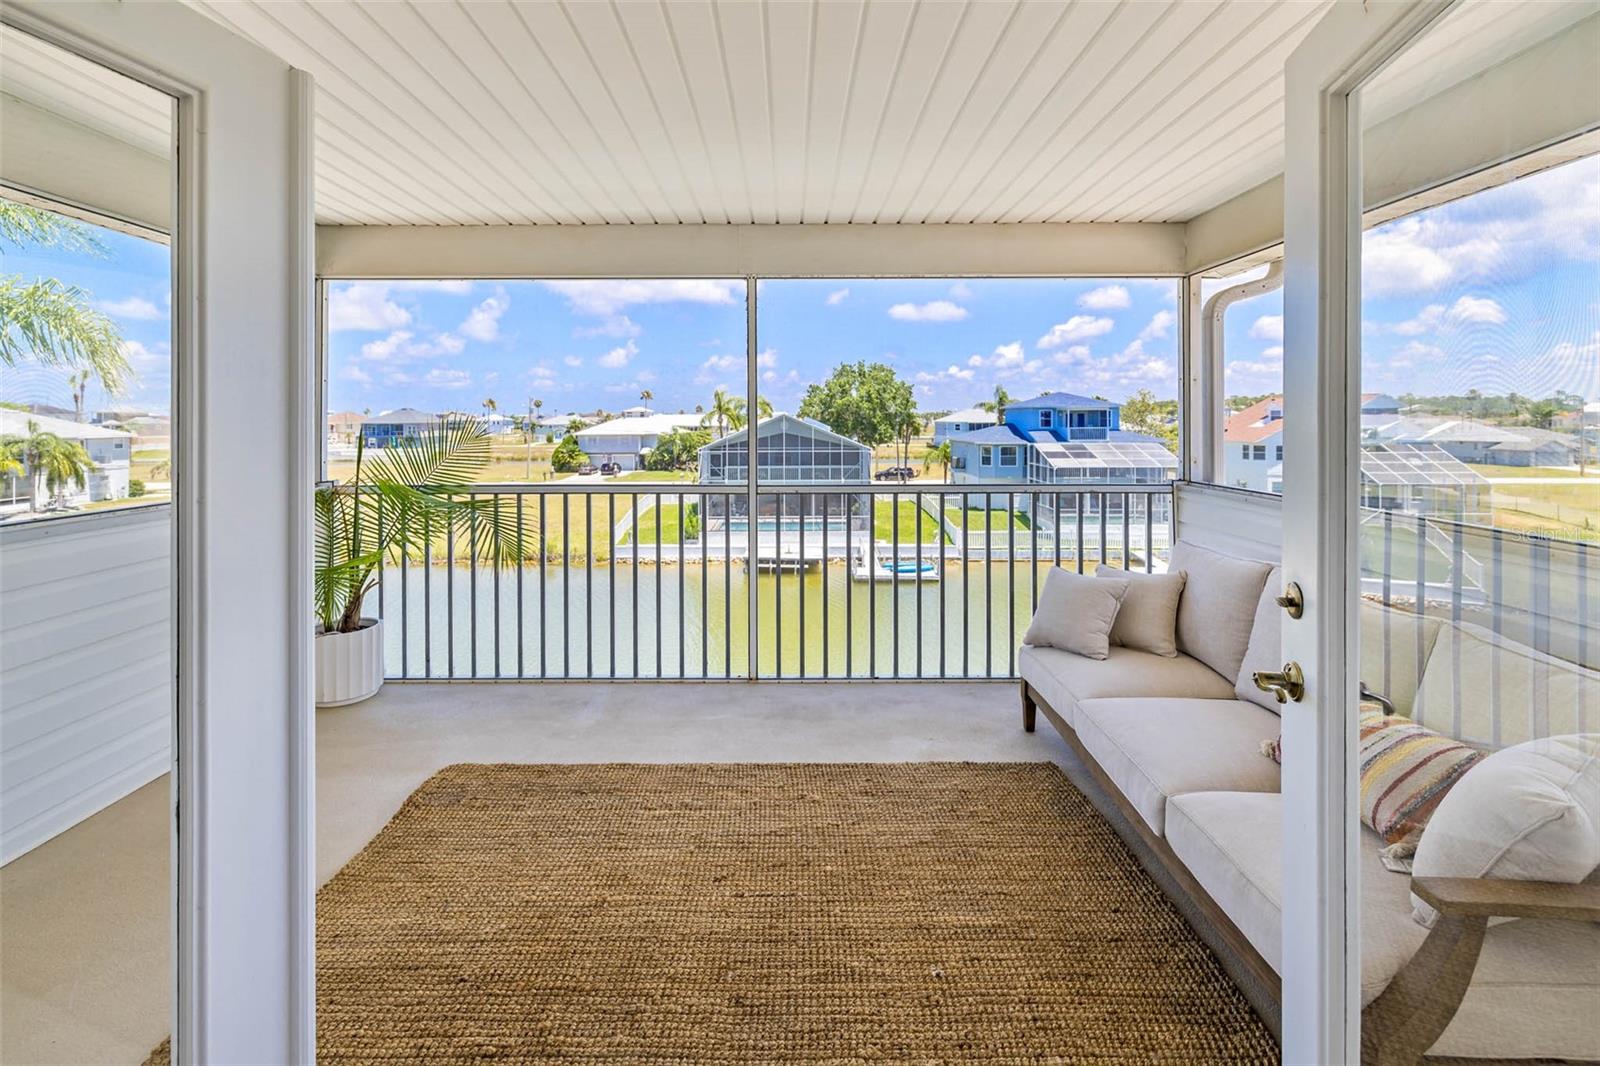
[151,762,1275,1064]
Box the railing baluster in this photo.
[1098,492,1107,573]
[493,495,501,679]
[538,494,546,680]
[939,491,947,679]
[845,492,854,678]
[632,492,639,679]
[915,488,923,680]
[1075,494,1085,574]
[1415,511,1427,693]
[609,494,617,679]
[516,496,524,679]
[1030,490,1038,613]
[1381,508,1393,696]
[1491,523,1503,745]
[469,494,478,679]
[446,506,455,679]
[822,492,830,679]
[962,492,969,679]
[724,492,732,679]
[1007,491,1015,678]
[586,488,593,680]
[655,491,662,677]
[700,491,709,680]
[562,493,570,678]
[985,491,993,678]
[1143,491,1153,573]
[892,488,900,679]
[798,493,806,679]
[678,489,686,679]
[1121,491,1131,571]
[422,513,431,678]
[868,490,876,679]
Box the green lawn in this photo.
[620,500,703,545]
[1467,464,1600,538]
[944,505,1030,532]
[873,499,947,543]
[613,469,698,482]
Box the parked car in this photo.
[874,466,915,482]
[599,462,621,476]
[577,463,598,475]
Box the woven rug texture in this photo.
[148,761,1275,1064]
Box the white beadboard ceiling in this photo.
[8,2,1591,228]
[182,0,1336,227]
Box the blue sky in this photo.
[3,152,1595,419]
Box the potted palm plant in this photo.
[315,416,526,706]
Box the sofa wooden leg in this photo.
[1021,681,1037,733]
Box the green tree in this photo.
[551,434,588,472]
[644,427,712,471]
[0,419,97,512]
[1526,399,1562,429]
[977,385,1014,420]
[0,202,132,394]
[1119,387,1180,452]
[796,361,916,450]
[701,387,746,436]
[925,440,952,483]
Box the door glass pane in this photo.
[755,277,1180,679]
[0,25,177,1063]
[1353,6,1598,1061]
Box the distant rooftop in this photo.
[1006,391,1113,410]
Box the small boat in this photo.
[851,546,941,582]
[744,547,822,573]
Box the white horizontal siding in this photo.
[1,506,171,864]
[1173,480,1282,564]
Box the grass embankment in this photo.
[1466,463,1600,540]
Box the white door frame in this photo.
[1279,2,1454,1063]
[0,3,317,1062]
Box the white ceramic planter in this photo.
[316,618,384,707]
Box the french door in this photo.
[1282,2,1599,1062]
[1,3,317,1061]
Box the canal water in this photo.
[376,559,1071,680]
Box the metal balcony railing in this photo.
[364,482,1176,681]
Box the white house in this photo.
[0,409,133,511]
[931,406,998,445]
[574,412,704,470]
[1221,397,1285,491]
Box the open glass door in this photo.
[1282,2,1599,1062]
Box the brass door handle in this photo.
[1275,581,1304,619]
[1253,661,1305,704]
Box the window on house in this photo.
[1252,444,1266,460]
[980,447,993,467]
[998,446,1018,467]
[1275,445,1283,462]
[1039,410,1053,428]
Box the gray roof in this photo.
[362,407,438,426]
[948,424,1028,445]
[1005,391,1112,410]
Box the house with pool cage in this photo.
[947,393,1179,527]
[697,413,873,530]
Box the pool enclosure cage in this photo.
[699,414,874,524]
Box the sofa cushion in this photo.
[1022,566,1129,660]
[1072,697,1281,835]
[1096,564,1185,657]
[1234,566,1284,712]
[1167,541,1273,683]
[1166,792,1600,1060]
[1411,733,1600,926]
[1413,620,1600,747]
[1358,600,1443,717]
[1019,644,1235,729]
[1358,708,1485,849]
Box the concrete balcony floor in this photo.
[3,680,1073,1065]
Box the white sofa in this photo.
[1020,540,1600,1062]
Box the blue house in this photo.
[947,391,1177,513]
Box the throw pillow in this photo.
[1234,566,1285,713]
[1359,708,1485,857]
[1167,541,1273,682]
[1410,733,1600,927]
[1095,565,1185,657]
[1022,567,1131,660]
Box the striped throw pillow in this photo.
[1359,708,1485,847]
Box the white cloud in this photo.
[424,368,472,389]
[1139,310,1175,342]
[95,296,162,321]
[359,330,464,362]
[913,364,976,384]
[563,355,583,368]
[757,347,777,368]
[1078,285,1130,311]
[1052,344,1092,366]
[459,292,508,342]
[597,340,639,369]
[888,300,969,322]
[948,281,974,300]
[118,338,168,370]
[542,279,739,316]
[338,364,372,385]
[1037,315,1114,348]
[1447,295,1506,325]
[1248,314,1283,342]
[328,284,411,331]
[528,365,557,382]
[825,288,850,306]
[700,353,740,373]
[575,315,641,339]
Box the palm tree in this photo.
[639,389,654,406]
[0,202,132,394]
[0,420,96,512]
[70,370,91,422]
[482,397,498,418]
[926,440,952,483]
[756,396,774,420]
[701,387,746,437]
